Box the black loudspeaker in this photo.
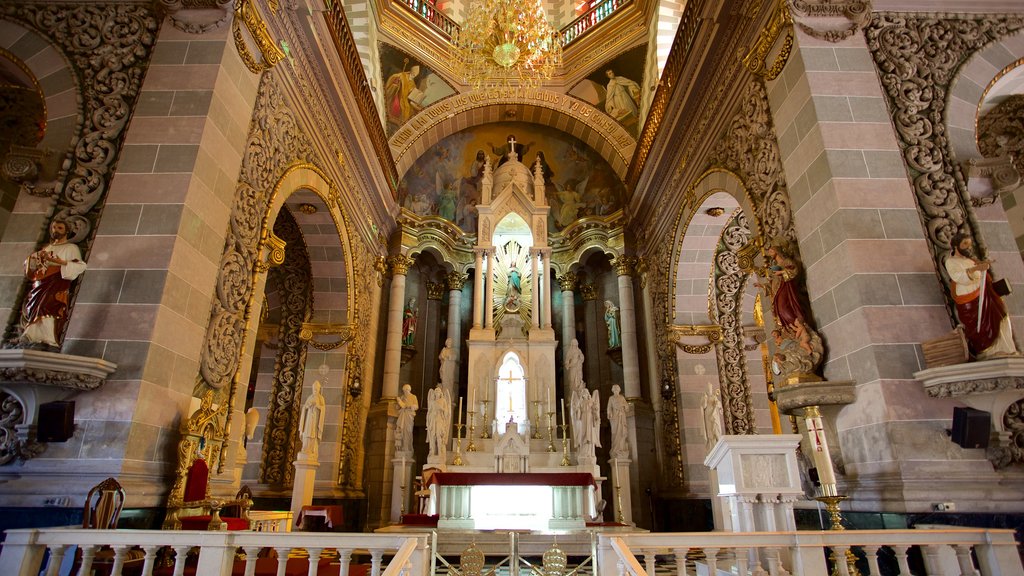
[37,401,75,442]
[951,406,990,449]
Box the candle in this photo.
[457,396,463,430]
[560,398,566,427]
[547,384,552,413]
[470,383,475,407]
[806,413,837,486]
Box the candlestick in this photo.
[457,396,463,429]
[531,401,543,439]
[547,384,552,414]
[559,423,570,466]
[546,411,556,452]
[560,398,566,428]
[480,399,492,439]
[467,410,477,452]
[452,423,464,466]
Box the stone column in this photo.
[382,254,414,399]
[542,250,553,329]
[613,256,641,398]
[446,271,466,363]
[472,250,483,329]
[531,249,541,328]
[484,248,495,328]
[558,272,578,346]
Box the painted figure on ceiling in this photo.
[385,61,424,131]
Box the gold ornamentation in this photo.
[743,0,793,79]
[557,272,578,292]
[612,255,637,277]
[257,230,287,272]
[232,0,285,74]
[446,271,467,291]
[387,254,415,276]
[426,281,445,300]
[579,283,598,301]
[704,207,725,217]
[791,0,870,43]
[299,322,356,351]
[297,203,317,215]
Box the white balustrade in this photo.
[600,529,1024,576]
[0,528,430,576]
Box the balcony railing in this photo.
[396,0,460,39]
[560,0,631,46]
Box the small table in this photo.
[296,505,344,531]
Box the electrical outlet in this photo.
[43,496,70,507]
[933,502,956,512]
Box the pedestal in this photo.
[390,453,415,523]
[609,458,633,525]
[290,454,320,526]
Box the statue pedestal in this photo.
[390,453,415,523]
[772,379,856,416]
[290,454,319,527]
[609,458,633,525]
[704,435,803,533]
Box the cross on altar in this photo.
[807,416,826,452]
[508,135,517,156]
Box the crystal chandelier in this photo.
[451,0,563,88]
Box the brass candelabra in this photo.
[546,411,556,452]
[466,410,477,452]
[531,401,543,438]
[559,423,570,466]
[480,400,492,439]
[452,423,465,466]
[815,488,860,576]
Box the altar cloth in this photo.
[430,472,595,486]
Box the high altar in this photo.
[393,142,608,531]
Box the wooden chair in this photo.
[163,391,251,530]
[415,467,441,514]
[83,477,125,529]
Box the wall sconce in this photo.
[349,375,362,398]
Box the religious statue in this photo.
[607,384,630,459]
[564,338,585,392]
[20,218,87,348]
[244,407,260,448]
[426,384,452,460]
[762,242,808,331]
[298,380,326,459]
[402,298,418,347]
[700,382,723,453]
[759,241,826,380]
[505,263,522,309]
[770,319,824,382]
[570,380,600,460]
[944,232,1018,360]
[604,300,621,349]
[395,384,418,453]
[439,338,457,389]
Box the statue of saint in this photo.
[701,382,723,453]
[505,263,522,309]
[564,338,585,392]
[299,381,326,459]
[439,337,457,389]
[395,384,418,453]
[604,300,621,349]
[20,219,87,348]
[426,384,452,460]
[944,233,1018,359]
[402,298,418,347]
[607,384,630,459]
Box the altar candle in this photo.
[805,411,837,487]
[560,398,566,427]
[547,384,552,413]
[457,396,463,430]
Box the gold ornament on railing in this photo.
[450,0,562,88]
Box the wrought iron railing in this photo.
[560,0,632,45]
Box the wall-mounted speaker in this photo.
[37,401,75,442]
[951,406,990,449]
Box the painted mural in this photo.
[568,45,647,135]
[399,122,625,233]
[380,44,455,136]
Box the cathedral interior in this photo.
[0,0,1023,541]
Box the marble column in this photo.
[531,249,541,328]
[446,271,466,363]
[484,249,495,328]
[542,250,553,329]
[614,256,641,398]
[472,250,484,329]
[382,254,415,399]
[558,272,578,346]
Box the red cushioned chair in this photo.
[163,391,251,530]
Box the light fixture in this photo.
[450,0,562,88]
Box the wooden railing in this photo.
[600,529,1024,576]
[396,0,460,39]
[560,0,631,45]
[0,529,430,576]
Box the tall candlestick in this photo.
[470,384,475,407]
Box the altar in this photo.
[428,472,597,531]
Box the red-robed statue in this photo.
[20,219,87,348]
[944,233,1017,360]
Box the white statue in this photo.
[701,382,723,452]
[299,381,326,459]
[395,384,418,453]
[426,383,452,460]
[564,338,585,392]
[439,338,457,390]
[607,384,630,459]
[570,381,600,460]
[244,407,260,447]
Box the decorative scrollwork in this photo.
[790,0,870,42]
[993,398,1024,468]
[713,211,756,435]
[0,392,43,466]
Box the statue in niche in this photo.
[439,338,457,389]
[20,218,87,348]
[564,338,585,392]
[402,297,418,347]
[604,300,621,349]
[700,382,723,453]
[758,241,825,381]
[299,381,326,459]
[395,384,418,453]
[944,232,1019,360]
[607,384,630,459]
[426,383,451,460]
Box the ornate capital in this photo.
[579,283,598,301]
[257,231,287,272]
[159,0,233,34]
[426,281,445,300]
[387,254,415,276]
[612,255,638,277]
[446,271,467,291]
[790,0,870,43]
[1,145,48,184]
[558,272,578,292]
[232,0,286,74]
[299,322,355,351]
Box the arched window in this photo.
[494,352,527,430]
